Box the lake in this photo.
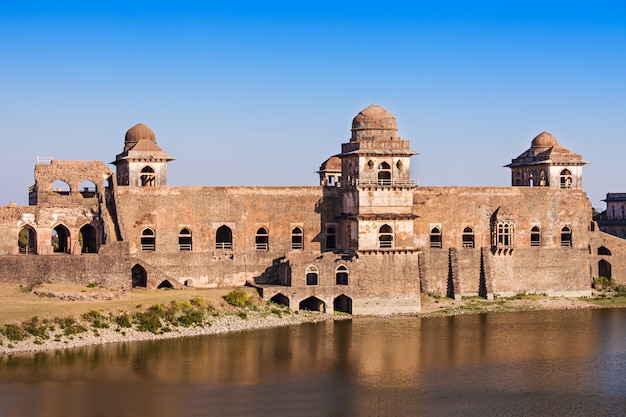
[2,308,626,417]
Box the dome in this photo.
[351,104,399,141]
[124,123,156,152]
[531,131,559,148]
[319,156,341,172]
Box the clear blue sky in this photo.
[1,1,625,209]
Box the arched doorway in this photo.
[599,259,612,280]
[333,295,352,314]
[52,224,71,253]
[18,225,37,254]
[79,224,98,253]
[132,264,147,288]
[299,296,325,313]
[270,293,290,307]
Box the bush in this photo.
[190,296,206,309]
[224,289,251,307]
[22,316,52,339]
[114,314,132,328]
[2,324,27,342]
[593,276,615,291]
[134,304,166,333]
[54,317,87,336]
[82,310,110,329]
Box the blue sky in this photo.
[1,1,625,209]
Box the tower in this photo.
[112,123,174,187]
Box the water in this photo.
[2,308,626,417]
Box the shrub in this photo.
[54,317,87,336]
[593,276,615,291]
[82,310,109,329]
[224,289,251,307]
[86,282,96,288]
[2,324,27,342]
[114,314,132,328]
[190,296,206,309]
[237,310,248,320]
[22,316,52,339]
[134,304,166,333]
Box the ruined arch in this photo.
[51,179,70,195]
[78,179,97,198]
[599,259,612,280]
[131,264,147,288]
[270,293,290,307]
[299,296,325,313]
[79,224,98,254]
[157,280,174,289]
[52,224,71,253]
[18,225,37,254]
[333,295,352,314]
[216,225,233,249]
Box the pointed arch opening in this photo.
[299,296,325,313]
[131,264,147,288]
[530,226,541,247]
[559,169,573,189]
[291,227,303,250]
[430,226,442,248]
[378,224,393,249]
[18,225,37,254]
[336,265,349,285]
[157,280,174,289]
[599,259,612,280]
[305,265,319,286]
[216,225,233,249]
[270,293,290,307]
[255,227,269,251]
[140,166,156,187]
[598,246,611,256]
[78,180,97,198]
[178,228,192,251]
[52,179,70,195]
[333,295,352,314]
[79,224,98,254]
[52,224,71,253]
[561,226,572,247]
[377,161,391,184]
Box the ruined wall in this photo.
[114,186,324,287]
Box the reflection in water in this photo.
[2,309,626,416]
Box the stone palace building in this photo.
[0,105,624,314]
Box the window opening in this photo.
[559,169,572,189]
[52,224,71,253]
[141,228,155,251]
[462,227,474,248]
[430,227,442,248]
[377,162,391,184]
[333,295,352,314]
[78,180,97,198]
[326,227,336,250]
[598,246,611,256]
[496,222,514,247]
[140,166,156,187]
[79,224,98,253]
[255,227,269,251]
[178,228,192,251]
[530,226,541,247]
[379,224,393,249]
[561,226,572,247]
[52,180,70,195]
[18,225,37,254]
[305,265,319,286]
[216,225,233,249]
[336,265,349,285]
[291,227,303,250]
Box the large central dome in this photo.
[124,123,156,151]
[351,104,400,141]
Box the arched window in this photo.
[141,228,155,251]
[291,227,303,250]
[379,224,393,249]
[305,265,319,286]
[462,227,474,248]
[52,179,70,195]
[216,225,233,249]
[18,225,37,254]
[559,169,572,189]
[255,227,269,251]
[496,222,514,247]
[78,180,97,198]
[336,265,349,285]
[430,227,442,248]
[377,162,391,184]
[79,224,98,254]
[539,170,547,186]
[131,264,147,288]
[561,226,572,247]
[598,246,611,256]
[140,166,155,187]
[52,224,71,253]
[326,227,336,250]
[178,228,192,251]
[530,226,541,247]
[366,160,374,170]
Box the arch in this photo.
[18,225,37,254]
[141,228,155,251]
[305,265,319,286]
[78,179,97,198]
[377,161,391,184]
[157,280,174,289]
[530,226,541,247]
[52,224,71,253]
[216,225,233,249]
[79,224,98,254]
[430,226,442,248]
[325,227,336,250]
[378,224,393,249]
[51,179,70,195]
[366,160,374,170]
[178,228,192,251]
[140,166,156,187]
[333,295,352,314]
[559,169,572,189]
[184,279,193,287]
[131,264,147,288]
[291,227,303,250]
[270,293,290,307]
[336,265,349,285]
[598,246,612,256]
[599,259,612,279]
[462,227,474,248]
[299,296,325,313]
[560,226,572,247]
[255,227,269,251]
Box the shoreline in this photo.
[1,291,621,356]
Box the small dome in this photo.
[351,104,399,141]
[124,123,156,152]
[319,156,341,172]
[531,131,559,148]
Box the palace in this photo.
[1,105,624,314]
